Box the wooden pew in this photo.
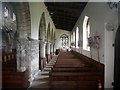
[49,71,103,81]
[49,51,104,89]
[2,58,17,72]
[2,50,30,89]
[51,66,97,72]
[71,50,104,72]
[49,71,103,89]
[2,70,30,89]
[2,52,16,62]
[50,81,99,89]
[71,50,105,88]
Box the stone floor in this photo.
[29,55,58,89]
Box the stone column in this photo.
[46,42,51,62]
[39,41,46,70]
[16,38,28,72]
[40,41,46,58]
[53,43,55,55]
[28,40,39,84]
[50,44,53,59]
[16,38,39,84]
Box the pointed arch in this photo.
[51,28,54,42]
[60,34,69,48]
[83,16,90,51]
[12,2,31,38]
[47,23,50,42]
[53,31,55,42]
[2,2,31,52]
[39,12,46,41]
[76,27,79,48]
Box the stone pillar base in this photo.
[46,54,51,63]
[50,52,53,59]
[39,58,47,71]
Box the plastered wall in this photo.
[29,2,55,40]
[72,2,118,88]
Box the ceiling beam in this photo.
[44,2,87,31]
[45,2,87,10]
[52,16,77,22]
[50,11,80,18]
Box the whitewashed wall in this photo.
[29,2,55,40]
[72,2,118,88]
[28,2,56,84]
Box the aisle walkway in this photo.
[29,55,58,89]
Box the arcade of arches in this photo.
[1,1,120,89]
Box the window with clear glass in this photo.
[76,27,79,48]
[72,31,75,48]
[83,16,90,51]
[60,34,68,48]
[13,13,16,21]
[4,7,9,17]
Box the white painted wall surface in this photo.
[28,2,56,84]
[29,2,55,40]
[104,27,114,88]
[72,2,118,88]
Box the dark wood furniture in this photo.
[49,50,104,89]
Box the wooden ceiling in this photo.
[44,2,87,31]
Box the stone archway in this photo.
[53,31,56,55]
[46,23,51,62]
[2,2,40,85]
[8,2,31,39]
[47,23,51,42]
[11,2,31,73]
[50,28,54,57]
[39,12,46,41]
[39,12,47,70]
[2,2,31,71]
[2,2,17,53]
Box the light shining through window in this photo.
[83,16,90,51]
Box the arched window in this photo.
[72,31,75,48]
[83,16,90,51]
[2,3,17,53]
[60,34,68,48]
[71,33,73,43]
[76,27,79,48]
[4,7,9,17]
[13,13,16,21]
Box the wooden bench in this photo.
[2,51,30,89]
[49,72,103,89]
[49,71,103,81]
[51,66,97,72]
[2,70,30,88]
[49,51,104,89]
[71,50,104,72]
[71,50,105,86]
[53,58,93,68]
[2,59,17,72]
[2,52,16,62]
[50,81,99,89]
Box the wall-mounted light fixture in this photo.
[105,23,114,31]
